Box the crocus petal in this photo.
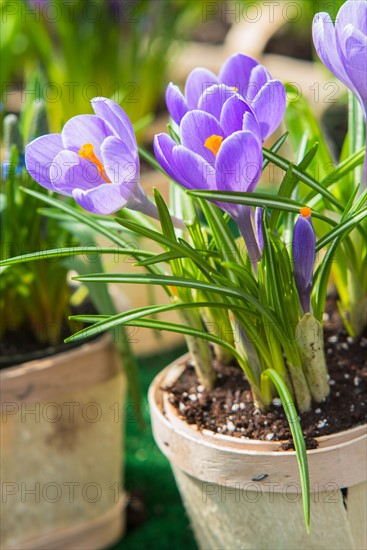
[153,133,182,182]
[242,112,262,139]
[246,65,272,102]
[215,131,262,194]
[219,94,254,137]
[25,134,63,190]
[219,53,259,99]
[91,97,137,149]
[50,150,105,194]
[180,110,223,162]
[100,136,139,186]
[165,83,189,125]
[312,13,356,94]
[184,67,218,109]
[173,145,216,191]
[197,84,236,120]
[337,26,367,112]
[61,114,113,157]
[154,134,204,191]
[292,214,316,313]
[335,0,367,36]
[72,184,129,215]
[250,80,286,141]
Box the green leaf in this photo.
[262,148,343,211]
[262,131,289,170]
[0,246,152,267]
[135,250,184,267]
[67,300,256,343]
[316,207,367,252]
[261,368,310,532]
[187,191,334,226]
[21,188,129,249]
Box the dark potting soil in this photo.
[166,302,367,450]
[0,301,97,369]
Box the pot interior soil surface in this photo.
[166,301,367,450]
[0,300,97,369]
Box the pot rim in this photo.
[0,333,120,406]
[149,353,367,491]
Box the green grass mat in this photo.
[110,346,197,550]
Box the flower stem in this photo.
[236,206,261,274]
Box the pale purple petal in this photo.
[165,83,189,125]
[101,136,139,186]
[219,53,259,99]
[50,150,105,194]
[184,68,218,109]
[91,97,136,148]
[335,0,367,36]
[153,133,181,182]
[173,145,216,191]
[337,26,367,112]
[154,134,208,191]
[25,134,63,190]
[219,95,254,137]
[197,84,236,120]
[312,13,356,93]
[72,184,129,215]
[242,112,262,139]
[61,115,113,157]
[180,111,223,162]
[246,65,272,102]
[250,81,286,141]
[215,131,262,193]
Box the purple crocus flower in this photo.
[312,0,367,119]
[166,53,286,142]
[154,95,263,266]
[292,207,316,314]
[25,97,158,217]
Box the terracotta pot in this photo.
[0,334,126,550]
[149,355,367,550]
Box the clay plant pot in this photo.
[0,333,126,550]
[149,354,367,550]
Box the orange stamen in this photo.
[300,206,312,218]
[78,143,110,183]
[204,134,223,157]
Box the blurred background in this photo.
[0,1,348,548]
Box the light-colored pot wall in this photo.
[1,335,126,550]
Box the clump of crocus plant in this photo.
[2,8,366,529]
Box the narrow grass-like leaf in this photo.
[188,191,335,226]
[68,309,259,388]
[261,368,310,531]
[135,250,185,267]
[0,246,153,267]
[67,301,257,343]
[262,148,343,211]
[21,188,130,249]
[262,132,289,170]
[72,272,297,349]
[316,207,367,251]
